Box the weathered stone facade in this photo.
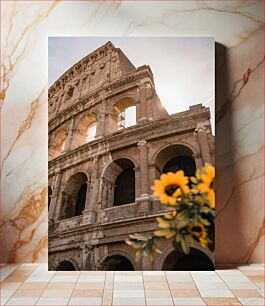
[48,41,215,271]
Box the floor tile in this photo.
[68,297,102,305]
[199,289,234,297]
[146,297,174,305]
[40,289,72,298]
[247,275,264,282]
[219,275,251,282]
[169,282,197,289]
[114,275,143,282]
[102,289,112,306]
[50,275,78,282]
[237,264,264,271]
[25,276,54,283]
[241,270,264,276]
[173,297,206,305]
[225,282,258,289]
[144,276,167,282]
[170,289,200,297]
[0,282,22,290]
[80,271,106,275]
[0,289,15,298]
[113,289,145,297]
[72,289,103,297]
[143,271,165,276]
[216,269,245,276]
[114,282,144,290]
[74,282,105,290]
[36,298,70,305]
[12,289,44,298]
[78,275,105,282]
[145,290,172,298]
[232,289,262,298]
[55,271,80,276]
[115,271,142,276]
[6,297,38,305]
[203,297,242,305]
[19,282,48,290]
[144,282,169,290]
[195,282,228,290]
[255,282,264,290]
[1,297,10,305]
[258,290,264,297]
[45,282,76,290]
[167,276,193,283]
[238,297,265,305]
[112,296,146,305]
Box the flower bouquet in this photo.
[126,163,215,260]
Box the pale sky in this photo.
[49,37,214,132]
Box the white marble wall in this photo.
[1,1,264,263]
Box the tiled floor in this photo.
[0,264,264,305]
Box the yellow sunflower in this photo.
[152,171,189,205]
[191,223,208,247]
[195,163,215,208]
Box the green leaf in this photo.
[180,236,190,254]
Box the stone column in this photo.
[63,117,75,152]
[195,126,212,164]
[48,171,63,229]
[82,158,99,224]
[193,153,203,169]
[96,99,106,139]
[136,140,151,212]
[138,140,149,196]
[138,83,148,124]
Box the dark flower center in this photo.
[165,184,178,196]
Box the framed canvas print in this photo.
[48,37,215,271]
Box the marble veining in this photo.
[1,0,264,263]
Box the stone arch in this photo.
[49,127,68,160]
[98,250,137,271]
[71,112,97,149]
[152,143,197,180]
[159,245,214,271]
[107,95,138,133]
[101,158,136,208]
[51,257,80,271]
[59,172,88,220]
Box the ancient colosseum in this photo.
[48,41,215,271]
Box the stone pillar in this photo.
[195,126,212,164]
[96,99,106,139]
[136,140,151,212]
[138,140,149,196]
[193,153,203,169]
[63,117,75,152]
[138,83,148,124]
[82,158,99,224]
[141,254,153,270]
[49,171,62,223]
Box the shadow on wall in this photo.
[215,42,241,264]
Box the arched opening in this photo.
[118,106,136,129]
[110,97,137,133]
[162,248,214,271]
[101,255,134,271]
[48,128,68,160]
[60,172,88,220]
[102,158,136,208]
[155,145,196,182]
[48,186,52,211]
[71,114,97,149]
[56,260,76,271]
